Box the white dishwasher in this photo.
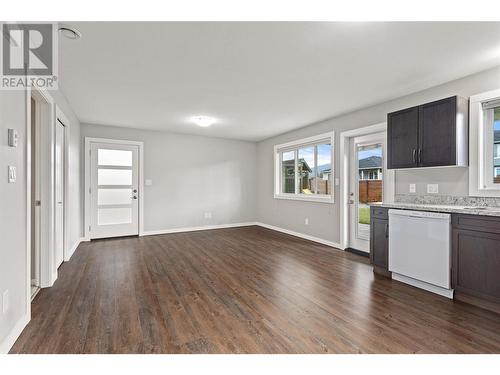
[388,209,453,299]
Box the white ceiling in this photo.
[59,22,500,141]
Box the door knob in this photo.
[132,196,137,199]
[349,199,355,204]
[132,189,137,193]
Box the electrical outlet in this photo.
[304,218,309,225]
[409,184,416,193]
[145,179,153,186]
[427,184,439,194]
[204,212,212,219]
[2,290,9,313]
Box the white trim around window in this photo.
[273,131,335,203]
[469,88,500,197]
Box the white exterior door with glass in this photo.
[89,142,139,239]
[348,132,385,253]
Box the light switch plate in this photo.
[409,184,416,193]
[427,184,439,194]
[8,166,16,183]
[8,129,18,147]
[145,179,152,186]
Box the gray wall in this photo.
[0,89,28,350]
[257,66,500,244]
[0,88,81,351]
[81,124,258,232]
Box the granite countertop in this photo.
[370,202,500,217]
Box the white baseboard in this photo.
[141,222,258,236]
[65,237,85,262]
[140,221,343,250]
[0,313,29,354]
[255,222,343,249]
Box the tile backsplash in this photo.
[395,194,500,207]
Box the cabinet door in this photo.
[452,228,500,304]
[370,218,388,269]
[419,96,457,167]
[387,106,419,169]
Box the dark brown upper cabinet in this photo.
[387,106,419,169]
[387,96,468,169]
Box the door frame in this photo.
[347,132,385,253]
[55,106,71,262]
[339,122,395,251]
[26,86,62,302]
[84,137,145,240]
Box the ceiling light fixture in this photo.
[192,116,216,127]
[58,24,82,40]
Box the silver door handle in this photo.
[412,149,416,163]
[57,201,63,204]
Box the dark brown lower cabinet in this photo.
[370,207,390,277]
[369,208,500,312]
[452,214,500,314]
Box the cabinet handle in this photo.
[418,149,422,164]
[385,223,388,238]
[412,149,416,164]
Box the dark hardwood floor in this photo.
[10,226,500,354]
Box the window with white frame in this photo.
[274,132,334,202]
[469,89,500,196]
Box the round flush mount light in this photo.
[58,24,82,40]
[192,116,216,127]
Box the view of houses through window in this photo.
[279,141,332,198]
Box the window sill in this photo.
[273,194,334,204]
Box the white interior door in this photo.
[90,142,139,239]
[348,132,385,253]
[54,120,65,268]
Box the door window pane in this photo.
[298,147,315,194]
[98,149,132,166]
[316,143,332,195]
[357,143,383,240]
[98,169,132,186]
[98,207,132,225]
[98,188,132,206]
[281,151,295,194]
